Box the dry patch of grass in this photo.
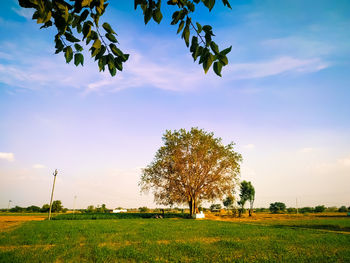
[0,216,46,233]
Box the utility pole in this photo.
[7,200,12,211]
[48,169,58,220]
[296,198,299,215]
[73,195,77,214]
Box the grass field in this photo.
[0,215,349,262]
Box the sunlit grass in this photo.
[0,218,349,262]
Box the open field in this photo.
[0,214,349,262]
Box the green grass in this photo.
[0,218,349,262]
[52,212,187,220]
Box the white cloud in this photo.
[33,164,45,169]
[243,144,255,149]
[0,41,212,94]
[12,7,33,19]
[337,156,350,167]
[300,147,314,153]
[0,152,15,162]
[227,56,328,80]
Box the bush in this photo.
[338,206,347,212]
[287,207,297,213]
[139,207,149,213]
[210,204,222,212]
[269,202,286,213]
[314,205,326,213]
[300,207,314,213]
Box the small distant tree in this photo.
[269,202,286,213]
[287,207,297,213]
[338,206,347,212]
[87,205,95,213]
[314,205,326,213]
[10,206,24,213]
[300,207,314,213]
[51,200,63,212]
[238,181,255,216]
[326,206,338,212]
[223,196,234,211]
[41,204,50,212]
[139,207,149,213]
[210,204,222,212]
[26,205,41,212]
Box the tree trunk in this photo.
[188,198,193,216]
[249,209,252,216]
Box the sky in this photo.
[0,0,349,210]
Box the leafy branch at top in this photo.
[19,0,232,77]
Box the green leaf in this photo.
[105,33,118,43]
[203,53,214,73]
[152,9,163,24]
[107,56,116,76]
[79,10,89,23]
[64,46,73,63]
[82,0,93,7]
[177,20,184,34]
[210,41,219,54]
[98,56,107,71]
[64,32,80,43]
[102,22,116,34]
[196,22,202,33]
[92,39,101,50]
[82,22,92,40]
[109,44,123,57]
[144,7,152,24]
[74,43,83,52]
[213,61,222,76]
[182,25,190,47]
[220,46,232,55]
[74,53,84,66]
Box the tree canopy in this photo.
[18,0,232,77]
[239,180,255,216]
[140,127,242,216]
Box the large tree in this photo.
[18,0,232,77]
[140,128,242,216]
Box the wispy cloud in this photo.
[33,164,45,169]
[227,56,328,80]
[337,155,350,167]
[0,152,15,162]
[11,7,33,19]
[0,41,211,94]
[243,144,255,150]
[300,147,314,153]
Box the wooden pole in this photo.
[73,195,77,214]
[7,200,12,211]
[48,169,58,220]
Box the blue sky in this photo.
[0,0,349,209]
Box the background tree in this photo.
[269,202,286,214]
[223,196,234,211]
[140,127,242,216]
[139,207,149,213]
[314,205,326,213]
[41,204,50,212]
[210,204,222,212]
[51,200,63,212]
[338,206,347,212]
[238,181,255,216]
[18,0,232,77]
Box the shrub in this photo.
[269,202,286,213]
[314,205,326,213]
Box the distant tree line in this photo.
[1,200,66,213]
[267,203,349,214]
